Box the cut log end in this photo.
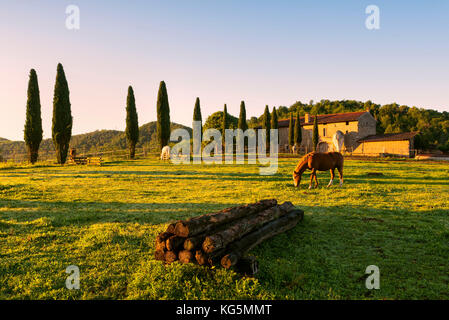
[166,235,184,251]
[155,240,166,251]
[154,249,166,261]
[183,239,195,251]
[178,250,194,264]
[195,250,208,265]
[165,251,178,263]
[202,236,218,253]
[174,222,189,237]
[221,253,239,269]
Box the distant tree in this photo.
[294,111,302,148]
[271,106,278,144]
[312,115,319,151]
[238,101,248,132]
[247,116,259,129]
[288,113,294,148]
[24,69,43,164]
[203,111,238,131]
[52,63,72,164]
[262,105,271,148]
[125,86,139,159]
[156,81,170,150]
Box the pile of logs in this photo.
[154,199,304,274]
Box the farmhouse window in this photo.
[346,121,349,125]
[323,128,326,136]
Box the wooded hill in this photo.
[0,122,192,158]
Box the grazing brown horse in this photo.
[293,152,344,189]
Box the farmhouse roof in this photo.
[358,132,418,143]
[273,111,368,128]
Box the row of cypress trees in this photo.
[126,81,172,159]
[126,80,172,160]
[23,66,173,163]
[24,64,316,164]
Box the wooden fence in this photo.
[0,147,160,164]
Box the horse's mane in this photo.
[294,152,315,173]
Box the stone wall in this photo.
[353,140,411,157]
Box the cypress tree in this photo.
[222,104,228,138]
[238,101,248,132]
[262,105,271,148]
[288,113,294,148]
[237,101,248,152]
[312,115,319,151]
[125,86,139,159]
[193,97,202,139]
[193,97,202,123]
[156,81,171,150]
[271,106,278,144]
[24,69,43,164]
[52,63,72,164]
[294,111,302,150]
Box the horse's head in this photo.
[293,170,301,187]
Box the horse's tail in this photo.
[338,152,344,170]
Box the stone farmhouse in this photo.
[275,110,417,157]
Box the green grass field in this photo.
[0,157,448,299]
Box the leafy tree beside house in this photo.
[156,81,171,150]
[52,63,72,164]
[125,86,139,159]
[203,111,238,131]
[294,111,302,151]
[312,115,319,151]
[24,69,43,164]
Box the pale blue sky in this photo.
[1,0,448,140]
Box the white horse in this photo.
[332,131,344,152]
[160,145,171,160]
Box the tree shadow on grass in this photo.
[1,198,448,299]
[0,199,240,227]
[40,169,289,183]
